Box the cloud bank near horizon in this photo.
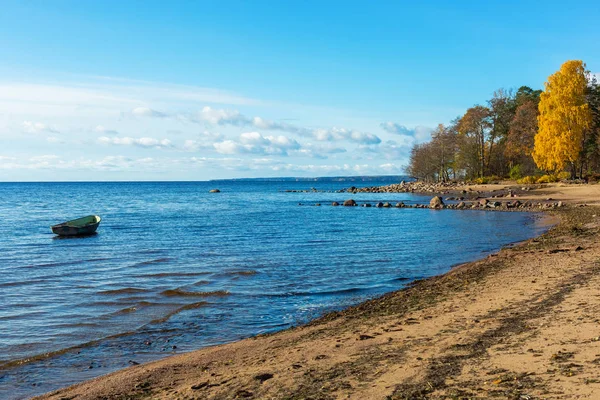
[0,76,435,180]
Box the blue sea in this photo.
[0,180,549,399]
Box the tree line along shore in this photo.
[407,60,600,184]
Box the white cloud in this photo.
[183,139,211,151]
[184,157,401,176]
[359,139,413,161]
[0,154,66,170]
[94,125,119,135]
[90,155,158,171]
[22,121,59,134]
[98,136,172,149]
[0,74,418,180]
[213,140,247,155]
[294,143,347,159]
[0,154,165,172]
[199,106,249,125]
[0,152,405,178]
[331,127,381,145]
[267,162,400,175]
[239,131,271,145]
[132,107,168,118]
[380,122,432,143]
[250,116,304,134]
[380,122,412,135]
[378,163,404,173]
[213,132,301,156]
[198,107,381,145]
[265,135,301,151]
[182,131,226,152]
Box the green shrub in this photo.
[509,165,523,180]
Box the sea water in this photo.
[0,180,549,399]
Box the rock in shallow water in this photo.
[429,196,444,209]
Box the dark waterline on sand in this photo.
[0,181,549,399]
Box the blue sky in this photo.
[1,0,599,181]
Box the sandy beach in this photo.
[36,183,600,399]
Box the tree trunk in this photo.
[479,128,485,177]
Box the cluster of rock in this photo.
[342,181,466,194]
[284,188,321,193]
[331,201,413,208]
[320,197,565,211]
[456,198,565,210]
[284,181,470,194]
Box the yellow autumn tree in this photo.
[533,60,592,173]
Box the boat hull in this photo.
[51,215,101,237]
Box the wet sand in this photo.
[37,183,600,399]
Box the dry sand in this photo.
[37,183,600,399]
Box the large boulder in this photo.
[456,201,466,209]
[209,189,220,193]
[332,201,340,206]
[478,198,489,207]
[343,199,357,207]
[376,202,384,208]
[429,196,444,209]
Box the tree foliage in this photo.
[505,99,538,173]
[533,60,592,173]
[458,106,491,177]
[406,60,600,181]
[407,124,456,182]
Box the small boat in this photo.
[51,215,101,236]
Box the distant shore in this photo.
[38,183,600,399]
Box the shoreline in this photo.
[36,183,600,399]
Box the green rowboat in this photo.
[51,215,101,236]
